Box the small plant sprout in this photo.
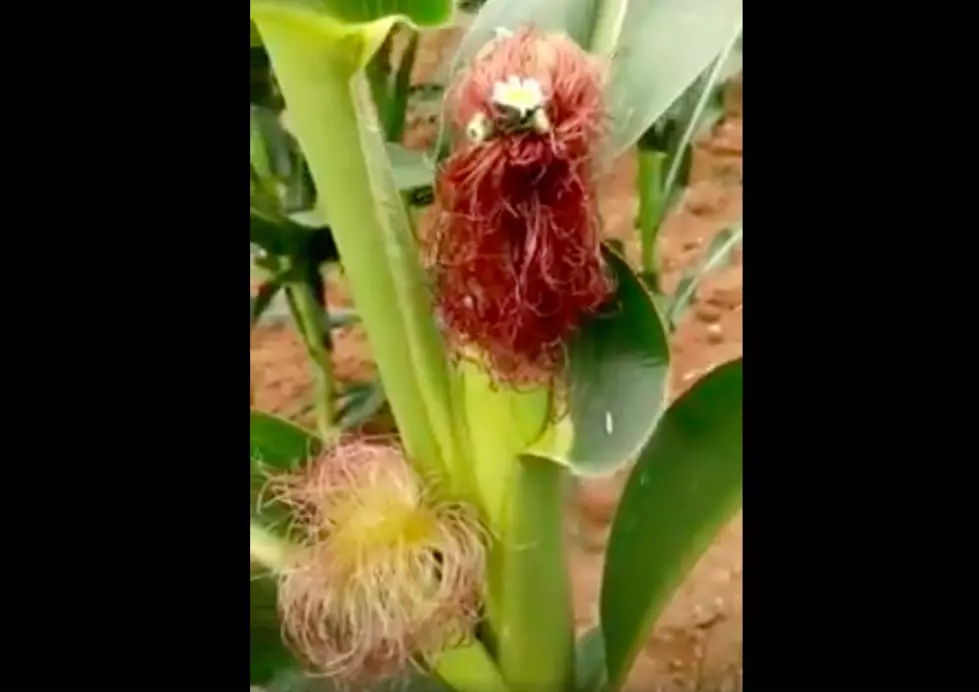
[265,439,488,685]
[426,26,613,387]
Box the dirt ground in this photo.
[250,27,742,692]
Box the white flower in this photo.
[491,76,545,116]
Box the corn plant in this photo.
[249,1,742,692]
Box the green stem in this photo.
[285,275,336,442]
[492,457,574,692]
[637,148,668,289]
[588,0,630,56]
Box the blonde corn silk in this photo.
[264,440,487,684]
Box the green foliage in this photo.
[249,412,322,684]
[250,411,321,529]
[633,27,742,291]
[249,0,744,689]
[605,0,742,160]
[251,571,296,684]
[668,223,742,328]
[600,358,743,690]
[533,247,670,476]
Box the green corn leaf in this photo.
[605,0,743,160]
[250,410,322,531]
[249,411,322,685]
[658,28,743,209]
[252,0,455,69]
[600,358,743,691]
[668,223,742,328]
[251,567,296,684]
[530,247,670,477]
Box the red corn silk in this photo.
[424,26,615,386]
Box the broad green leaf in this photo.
[250,410,322,529]
[250,413,320,683]
[252,2,468,487]
[575,626,607,692]
[262,0,453,26]
[658,29,743,211]
[668,223,742,328]
[536,247,670,476]
[449,0,597,68]
[251,567,296,684]
[600,358,743,691]
[252,0,455,71]
[605,0,743,160]
[251,410,321,468]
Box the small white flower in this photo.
[491,76,545,116]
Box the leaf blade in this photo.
[249,413,321,685]
[668,223,742,328]
[600,358,743,690]
[605,0,743,160]
[537,247,670,476]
